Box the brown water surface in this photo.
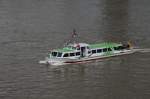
[0,0,150,99]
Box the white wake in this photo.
[132,48,150,53]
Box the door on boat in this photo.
[81,47,86,57]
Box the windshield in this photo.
[57,52,62,57]
[51,52,62,57]
[51,52,57,57]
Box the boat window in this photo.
[92,50,96,54]
[108,48,112,51]
[118,46,124,50]
[97,49,102,53]
[57,52,62,57]
[63,53,69,57]
[88,51,91,54]
[114,47,118,50]
[52,52,57,57]
[102,48,107,52]
[70,53,75,56]
[77,47,80,50]
[114,46,124,50]
[76,52,80,56]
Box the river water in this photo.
[0,0,150,99]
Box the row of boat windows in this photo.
[90,48,112,54]
[63,52,80,57]
[89,46,126,54]
[51,52,80,57]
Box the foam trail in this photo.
[133,48,150,53]
[39,60,47,64]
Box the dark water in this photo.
[0,0,150,99]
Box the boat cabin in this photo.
[49,42,130,58]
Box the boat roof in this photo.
[53,47,75,53]
[52,42,122,53]
[90,42,122,49]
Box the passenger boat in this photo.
[39,30,134,65]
